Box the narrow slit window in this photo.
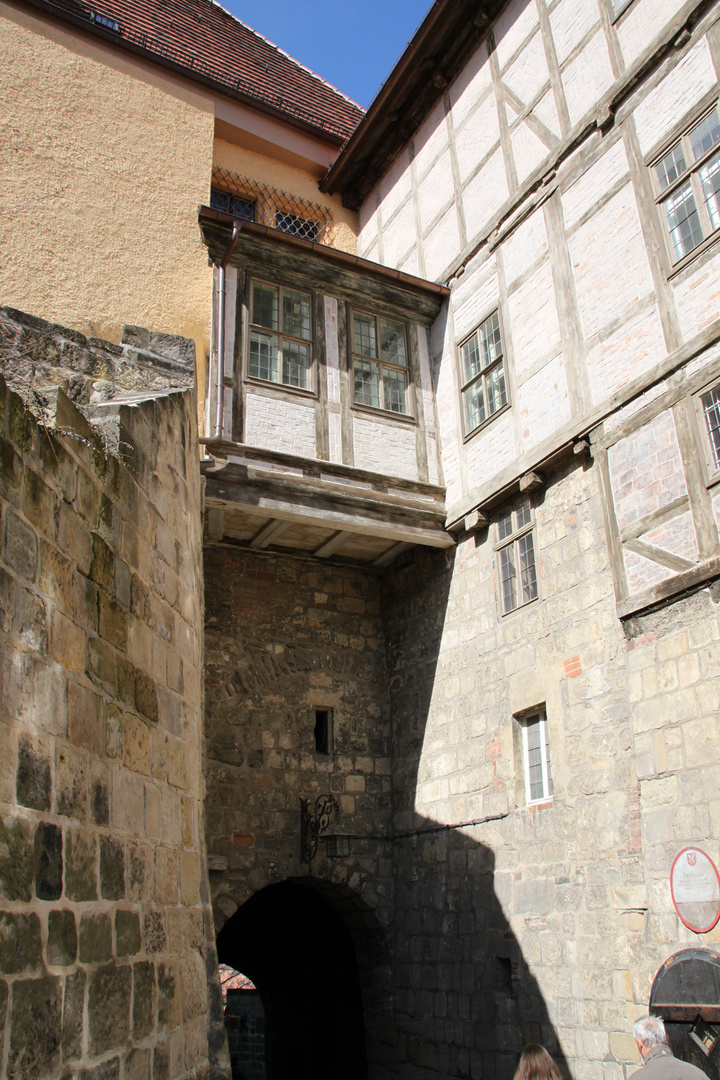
[314,709,332,755]
[521,711,553,804]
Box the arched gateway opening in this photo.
[216,880,370,1080]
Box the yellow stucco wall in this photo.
[213,138,358,254]
[0,1,215,369]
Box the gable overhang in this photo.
[320,0,506,209]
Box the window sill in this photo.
[463,401,511,444]
[244,376,317,401]
[351,402,417,425]
[499,594,539,619]
[667,229,720,282]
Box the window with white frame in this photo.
[521,710,553,804]
[652,103,720,264]
[692,378,720,481]
[352,310,409,415]
[459,311,508,436]
[249,281,313,390]
[495,498,538,615]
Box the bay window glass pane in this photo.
[283,290,312,340]
[702,385,720,469]
[250,331,279,382]
[499,545,517,614]
[497,510,513,541]
[463,380,485,433]
[354,313,377,358]
[486,364,507,416]
[690,110,720,161]
[354,358,380,408]
[379,319,407,367]
[699,151,720,230]
[479,311,502,367]
[253,284,278,331]
[461,335,481,384]
[663,181,703,259]
[282,341,309,389]
[655,143,687,191]
[384,368,407,414]
[518,532,538,604]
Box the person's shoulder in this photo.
[674,1059,708,1079]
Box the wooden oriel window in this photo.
[249,280,313,390]
[352,311,409,414]
[495,498,538,615]
[459,311,508,436]
[652,103,720,264]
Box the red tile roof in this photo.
[26,0,364,142]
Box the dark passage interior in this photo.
[216,880,368,1080]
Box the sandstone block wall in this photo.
[0,370,226,1080]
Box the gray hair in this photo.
[633,1016,668,1048]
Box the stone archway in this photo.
[216,879,376,1080]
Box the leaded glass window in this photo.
[521,711,553,804]
[653,105,720,264]
[352,312,409,414]
[249,281,312,390]
[701,384,720,471]
[496,498,538,615]
[459,311,508,436]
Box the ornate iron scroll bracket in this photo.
[300,794,339,864]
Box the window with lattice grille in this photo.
[210,188,255,221]
[651,103,720,265]
[459,311,508,437]
[495,498,538,615]
[248,280,313,391]
[521,710,553,805]
[351,310,409,415]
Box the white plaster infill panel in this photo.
[618,0,694,69]
[378,147,413,224]
[353,417,418,481]
[569,183,655,341]
[633,38,717,157]
[511,120,552,187]
[549,0,601,67]
[383,198,417,270]
[465,410,516,490]
[518,353,571,452]
[328,412,342,464]
[561,140,630,233]
[413,99,450,180]
[449,39,492,128]
[418,152,456,235]
[507,261,560,381]
[672,250,720,346]
[533,91,561,140]
[561,29,615,129]
[641,510,699,563]
[503,29,549,106]
[607,410,688,532]
[503,207,548,288]
[424,206,462,282]
[586,304,666,407]
[462,149,509,243]
[494,0,540,70]
[452,263,500,344]
[455,92,501,186]
[244,393,316,458]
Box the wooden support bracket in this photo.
[519,471,544,493]
[314,530,355,558]
[250,519,290,549]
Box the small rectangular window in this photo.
[210,188,255,221]
[248,280,313,390]
[351,311,409,415]
[275,211,319,242]
[652,104,720,265]
[521,711,553,804]
[495,498,538,615]
[459,311,508,436]
[314,709,332,755]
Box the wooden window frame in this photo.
[520,709,553,806]
[245,277,316,398]
[649,101,720,274]
[350,307,413,419]
[690,376,720,488]
[458,309,510,441]
[494,497,539,616]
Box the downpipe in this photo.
[199,221,241,446]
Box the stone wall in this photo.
[0,366,226,1079]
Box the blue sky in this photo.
[222,0,432,109]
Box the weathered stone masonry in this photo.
[0,346,227,1080]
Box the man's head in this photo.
[633,1016,669,1059]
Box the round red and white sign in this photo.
[670,847,720,933]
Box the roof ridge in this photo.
[204,0,364,112]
